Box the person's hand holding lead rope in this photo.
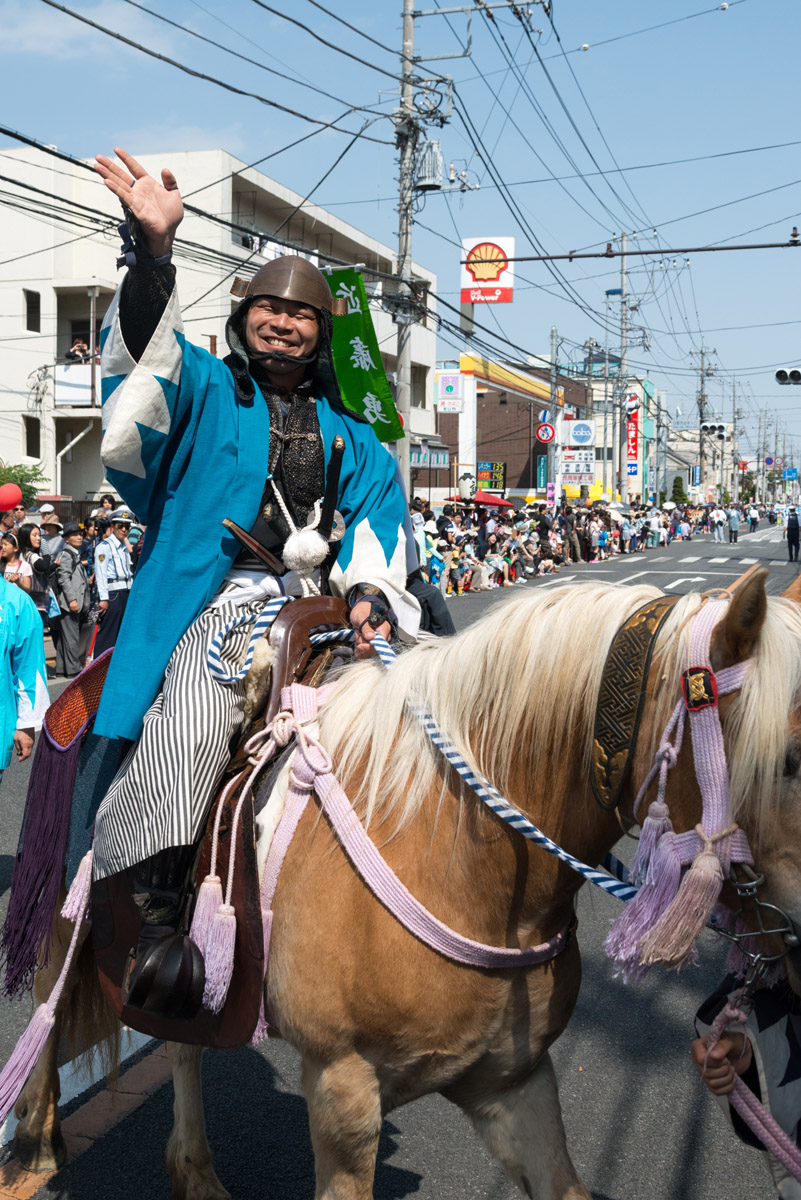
[94,146,184,260]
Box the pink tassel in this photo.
[0,1004,55,1124]
[639,844,724,968]
[249,909,274,1047]
[190,875,223,952]
[201,904,237,1014]
[61,850,93,924]
[629,800,674,886]
[605,832,682,972]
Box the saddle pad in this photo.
[91,781,264,1048]
[591,595,677,812]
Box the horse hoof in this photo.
[13,1129,67,1173]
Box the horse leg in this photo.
[13,916,90,1173]
[165,1042,230,1200]
[456,1052,591,1200]
[302,1054,382,1200]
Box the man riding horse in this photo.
[89,147,420,1022]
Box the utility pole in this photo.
[549,325,559,501]
[395,0,418,493]
[731,382,739,503]
[618,234,628,504]
[756,410,763,503]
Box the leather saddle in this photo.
[91,595,349,1048]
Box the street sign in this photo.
[536,423,556,443]
[784,468,798,481]
[567,420,595,446]
[477,460,506,488]
[766,456,774,467]
[538,408,550,423]
[627,463,638,476]
[536,454,547,488]
[775,456,784,467]
[692,465,701,486]
[546,482,555,503]
[436,371,463,413]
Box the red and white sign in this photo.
[536,423,555,443]
[775,456,784,467]
[626,410,639,462]
[460,236,515,304]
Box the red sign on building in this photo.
[626,410,639,462]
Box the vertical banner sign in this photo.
[460,237,515,304]
[328,269,403,442]
[536,455,547,489]
[626,410,639,466]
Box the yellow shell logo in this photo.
[465,242,508,283]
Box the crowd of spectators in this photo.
[0,494,143,679]
[407,495,791,595]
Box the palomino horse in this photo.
[12,571,801,1199]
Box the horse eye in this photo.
[784,745,801,778]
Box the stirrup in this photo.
[122,929,205,1021]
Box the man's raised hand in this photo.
[94,147,183,260]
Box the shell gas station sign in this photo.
[460,237,515,304]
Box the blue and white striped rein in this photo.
[208,609,635,902]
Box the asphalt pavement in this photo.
[0,525,793,1199]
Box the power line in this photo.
[248,0,443,85]
[37,0,392,144]
[299,0,399,57]
[542,0,751,60]
[118,0,383,116]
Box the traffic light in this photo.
[776,369,801,385]
[701,421,726,440]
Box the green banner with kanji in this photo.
[328,268,404,442]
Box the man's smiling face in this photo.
[244,296,320,372]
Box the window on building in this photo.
[24,289,41,333]
[24,416,40,459]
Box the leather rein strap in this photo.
[591,595,678,812]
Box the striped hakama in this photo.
[92,596,266,880]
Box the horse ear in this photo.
[710,567,769,670]
[782,574,801,605]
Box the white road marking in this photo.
[679,556,700,563]
[618,570,652,583]
[537,574,576,587]
[665,576,707,589]
[709,557,729,564]
[740,558,758,564]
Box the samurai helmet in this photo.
[231,256,346,315]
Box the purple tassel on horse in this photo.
[604,830,682,977]
[0,653,111,1000]
[628,798,674,886]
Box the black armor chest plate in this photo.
[246,382,326,554]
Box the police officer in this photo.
[93,507,134,656]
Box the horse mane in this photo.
[318,582,801,839]
[319,582,661,834]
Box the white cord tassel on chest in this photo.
[271,485,327,597]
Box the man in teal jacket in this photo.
[0,578,48,785]
[90,148,419,1017]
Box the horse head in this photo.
[619,567,801,991]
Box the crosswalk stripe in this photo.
[679,556,699,563]
[709,557,729,564]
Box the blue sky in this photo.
[0,0,798,460]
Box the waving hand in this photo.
[94,146,183,259]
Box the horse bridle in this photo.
[592,595,800,985]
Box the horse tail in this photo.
[60,934,121,1087]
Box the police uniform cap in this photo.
[110,507,134,525]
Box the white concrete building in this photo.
[0,146,437,504]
